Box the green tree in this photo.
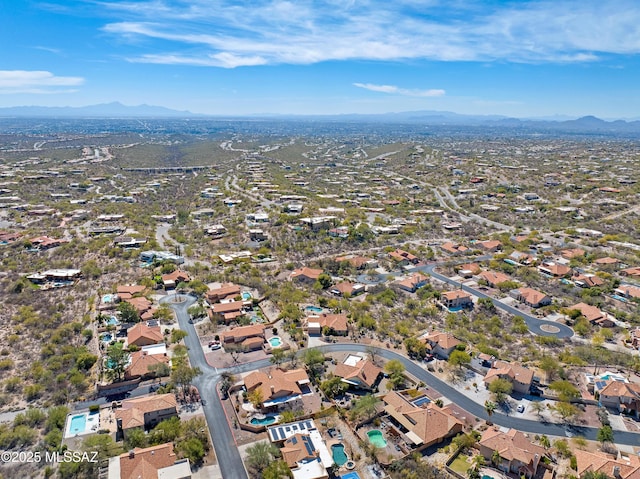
[106,342,129,382]
[262,459,293,479]
[488,378,513,403]
[552,401,580,423]
[384,359,406,390]
[171,329,188,344]
[177,437,206,465]
[320,376,348,399]
[484,400,497,417]
[125,428,147,449]
[549,380,580,402]
[246,441,280,474]
[171,363,202,394]
[270,348,286,367]
[448,350,471,369]
[316,273,332,289]
[597,425,614,444]
[350,394,380,422]
[302,349,325,378]
[404,337,427,360]
[118,301,140,323]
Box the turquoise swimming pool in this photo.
[367,430,387,448]
[101,333,113,343]
[250,415,278,426]
[69,414,87,435]
[332,444,348,466]
[242,292,252,300]
[268,336,282,348]
[305,306,323,313]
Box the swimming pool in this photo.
[448,306,465,312]
[101,333,113,343]
[69,414,87,435]
[106,316,119,326]
[331,444,348,466]
[64,411,100,438]
[242,292,252,300]
[305,306,323,313]
[102,294,114,303]
[367,430,387,448]
[268,336,282,348]
[340,473,361,479]
[412,396,431,407]
[250,415,278,426]
[611,294,629,303]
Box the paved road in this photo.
[416,263,574,339]
[137,298,631,479]
[161,295,249,479]
[357,257,574,338]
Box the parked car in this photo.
[517,404,525,413]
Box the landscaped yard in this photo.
[449,454,472,475]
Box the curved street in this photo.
[161,293,636,479]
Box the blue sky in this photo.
[1,0,640,118]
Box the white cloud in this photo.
[354,83,445,97]
[0,71,84,93]
[95,0,640,67]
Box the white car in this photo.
[517,404,525,413]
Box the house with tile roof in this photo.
[280,433,328,479]
[538,261,572,278]
[394,272,429,293]
[115,394,178,437]
[125,349,170,380]
[483,360,534,394]
[388,248,420,265]
[478,428,546,479]
[335,255,377,270]
[205,283,241,303]
[161,270,190,288]
[599,380,640,418]
[440,290,473,310]
[333,358,383,391]
[440,242,469,255]
[211,300,246,324]
[615,284,640,300]
[561,248,586,260]
[220,324,265,351]
[573,273,605,288]
[477,270,513,288]
[574,449,640,479]
[478,240,502,252]
[382,391,464,448]
[593,257,621,267]
[421,331,463,359]
[306,313,349,336]
[457,263,482,277]
[568,302,613,327]
[243,368,311,409]
[117,284,146,300]
[127,322,164,347]
[290,267,323,283]
[329,281,364,297]
[107,442,191,479]
[510,287,551,308]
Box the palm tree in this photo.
[539,434,550,449]
[491,450,501,467]
[484,400,497,417]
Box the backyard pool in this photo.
[64,411,99,438]
[268,336,282,348]
[412,396,431,407]
[102,294,114,303]
[331,444,348,466]
[305,306,323,313]
[69,414,86,435]
[340,473,361,479]
[367,430,387,448]
[448,306,465,312]
[101,333,113,343]
[106,316,119,326]
[250,415,278,426]
[611,294,629,303]
[242,292,252,300]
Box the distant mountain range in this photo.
[2,103,640,133]
[0,102,194,118]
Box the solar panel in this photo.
[303,436,315,455]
